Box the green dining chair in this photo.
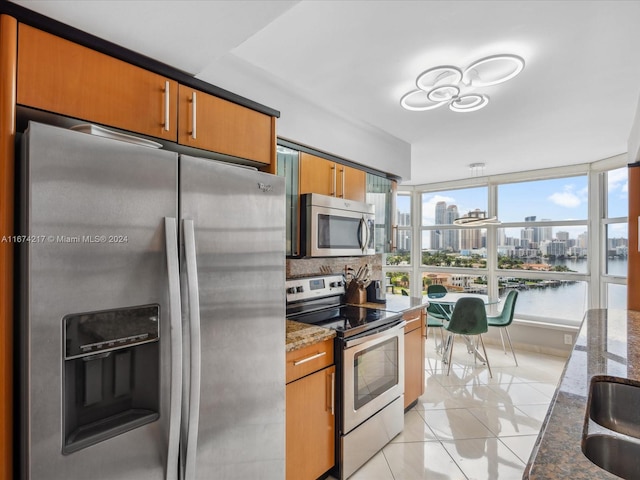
[426,284,448,350]
[487,290,519,366]
[444,297,492,378]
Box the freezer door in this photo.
[19,122,179,480]
[179,156,285,479]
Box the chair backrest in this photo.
[446,297,488,335]
[427,284,447,297]
[426,284,448,315]
[498,290,519,325]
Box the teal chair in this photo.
[426,285,448,349]
[444,297,492,378]
[488,290,519,366]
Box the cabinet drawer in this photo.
[286,339,334,384]
[403,308,423,333]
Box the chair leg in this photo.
[478,334,492,378]
[504,327,518,366]
[498,329,506,354]
[446,334,454,376]
[434,326,446,353]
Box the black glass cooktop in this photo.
[287,304,402,338]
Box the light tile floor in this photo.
[330,335,567,480]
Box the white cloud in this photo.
[608,168,628,192]
[548,184,583,208]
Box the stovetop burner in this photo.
[286,275,402,338]
[287,304,402,338]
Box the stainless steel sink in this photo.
[589,377,640,438]
[583,435,640,480]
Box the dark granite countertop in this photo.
[353,294,429,312]
[285,320,336,353]
[524,309,640,479]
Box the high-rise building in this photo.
[431,201,447,250]
[460,209,486,250]
[443,205,459,251]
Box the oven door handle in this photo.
[344,319,406,348]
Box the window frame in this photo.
[386,156,628,327]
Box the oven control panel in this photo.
[286,274,346,303]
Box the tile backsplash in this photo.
[286,255,382,282]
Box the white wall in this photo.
[197,55,412,180]
[629,93,640,163]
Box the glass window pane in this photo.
[386,271,410,296]
[606,223,628,276]
[397,193,411,225]
[497,226,588,270]
[422,229,487,268]
[423,271,487,294]
[498,176,588,222]
[607,167,628,218]
[498,277,587,322]
[422,187,488,226]
[607,283,627,310]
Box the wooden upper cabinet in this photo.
[299,152,366,201]
[17,24,178,141]
[299,152,336,197]
[338,164,366,202]
[178,85,273,165]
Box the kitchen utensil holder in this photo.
[346,282,366,304]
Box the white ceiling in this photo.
[13,0,640,184]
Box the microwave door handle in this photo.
[183,219,202,480]
[164,218,182,480]
[365,217,371,251]
[358,217,367,252]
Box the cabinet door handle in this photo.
[293,351,326,366]
[331,164,337,197]
[330,371,335,416]
[163,81,170,132]
[340,167,345,198]
[191,91,197,140]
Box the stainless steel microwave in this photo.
[301,193,375,257]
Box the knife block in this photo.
[345,282,366,304]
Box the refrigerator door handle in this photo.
[164,217,183,480]
[183,219,202,480]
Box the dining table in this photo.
[426,292,499,364]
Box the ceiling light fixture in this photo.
[453,216,501,226]
[469,162,486,177]
[400,54,525,113]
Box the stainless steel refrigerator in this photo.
[18,121,286,479]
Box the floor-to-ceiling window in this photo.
[602,166,628,309]
[384,157,628,326]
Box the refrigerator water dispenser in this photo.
[62,305,160,454]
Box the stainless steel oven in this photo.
[300,193,375,257]
[339,320,405,480]
[286,275,405,480]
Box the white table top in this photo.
[426,292,498,305]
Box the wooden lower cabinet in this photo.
[286,365,336,480]
[286,339,335,480]
[403,308,425,409]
